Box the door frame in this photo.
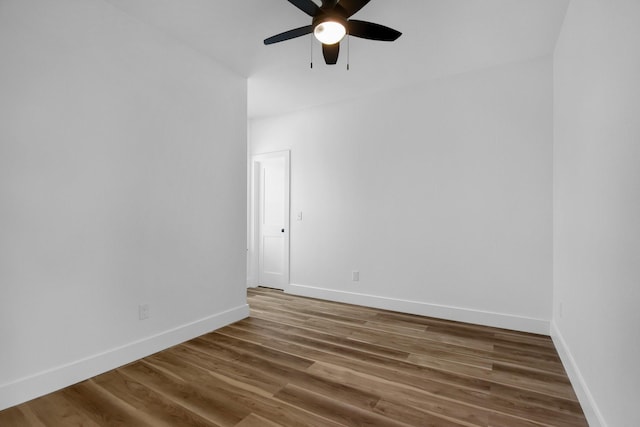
[248,150,290,290]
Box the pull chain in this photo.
[310,33,314,69]
[347,33,350,70]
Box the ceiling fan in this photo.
[264,0,402,65]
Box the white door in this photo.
[255,152,290,289]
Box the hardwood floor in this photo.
[0,287,588,426]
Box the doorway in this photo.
[250,151,290,290]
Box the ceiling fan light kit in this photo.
[264,0,401,66]
[313,19,347,45]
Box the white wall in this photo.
[0,0,248,410]
[553,1,640,426]
[251,56,554,334]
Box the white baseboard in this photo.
[287,284,549,335]
[550,321,606,427]
[0,304,249,411]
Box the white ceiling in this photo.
[104,0,570,118]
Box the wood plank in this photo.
[273,383,409,427]
[223,322,493,393]
[164,344,287,395]
[307,361,491,427]
[22,392,99,427]
[92,370,214,427]
[132,354,345,427]
[60,380,158,426]
[120,361,244,426]
[0,287,588,427]
[239,315,412,359]
[234,413,283,427]
[251,306,499,369]
[489,384,586,418]
[211,328,497,408]
[11,405,48,427]
[0,407,36,426]
[373,398,476,427]
[176,339,382,411]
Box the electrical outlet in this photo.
[352,271,359,282]
[139,304,149,320]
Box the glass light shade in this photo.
[314,21,346,45]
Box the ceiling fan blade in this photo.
[335,0,370,17]
[322,43,340,65]
[287,0,321,17]
[348,20,402,41]
[264,25,313,45]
